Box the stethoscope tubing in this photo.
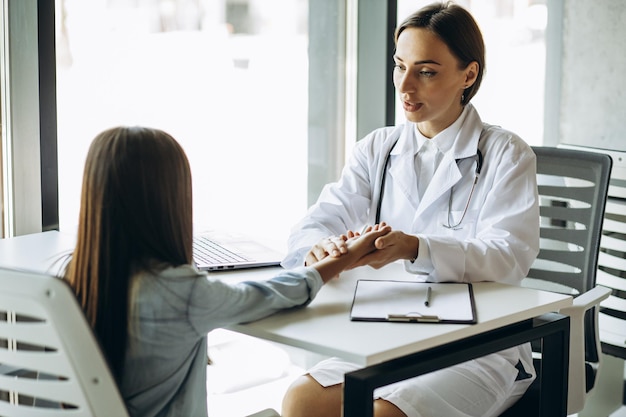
[374,137,483,226]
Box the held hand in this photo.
[311,224,392,283]
[343,224,392,266]
[304,232,356,266]
[350,230,419,269]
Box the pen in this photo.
[360,224,370,235]
[425,286,432,307]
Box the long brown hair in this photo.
[65,126,193,381]
[395,2,485,105]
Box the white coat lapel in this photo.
[388,128,419,211]
[415,154,461,219]
[413,105,483,220]
[388,143,420,211]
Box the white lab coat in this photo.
[283,104,539,285]
[283,104,540,417]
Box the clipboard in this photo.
[350,280,477,324]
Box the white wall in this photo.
[559,0,626,151]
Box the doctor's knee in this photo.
[281,375,342,417]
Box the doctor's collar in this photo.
[413,106,470,156]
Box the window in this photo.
[56,0,326,247]
[3,0,550,238]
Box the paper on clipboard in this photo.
[350,280,477,324]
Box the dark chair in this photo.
[501,146,613,416]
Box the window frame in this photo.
[1,0,58,237]
[353,0,397,142]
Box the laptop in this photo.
[192,230,284,271]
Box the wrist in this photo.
[408,235,419,263]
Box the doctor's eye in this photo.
[419,70,437,78]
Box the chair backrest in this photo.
[0,267,129,417]
[528,146,612,411]
[597,177,626,362]
[528,145,612,355]
[528,146,612,295]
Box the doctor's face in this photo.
[393,27,477,138]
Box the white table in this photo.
[0,231,573,416]
[227,263,571,365]
[225,263,573,416]
[0,230,75,274]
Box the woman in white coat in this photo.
[281,3,540,417]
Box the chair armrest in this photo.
[558,286,611,414]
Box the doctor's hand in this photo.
[350,230,419,269]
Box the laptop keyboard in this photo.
[193,237,251,265]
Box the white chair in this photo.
[0,267,129,416]
[0,267,284,417]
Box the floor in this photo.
[611,406,626,417]
[207,370,296,416]
[574,353,626,417]
[205,330,306,417]
[573,406,626,417]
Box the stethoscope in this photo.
[375,138,484,230]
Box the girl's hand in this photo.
[312,224,392,282]
[342,224,392,268]
[304,232,354,266]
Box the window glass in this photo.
[56,0,309,246]
[396,0,547,146]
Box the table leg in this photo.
[343,313,570,417]
[537,315,570,416]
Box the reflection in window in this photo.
[56,0,309,245]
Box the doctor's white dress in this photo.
[282,104,540,417]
